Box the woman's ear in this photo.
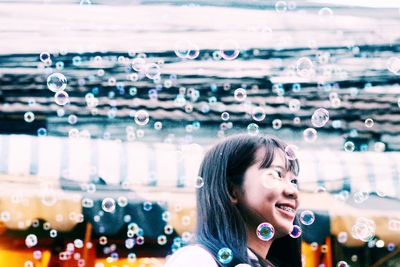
[228,184,240,204]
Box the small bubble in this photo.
[311,108,329,128]
[296,57,314,78]
[234,88,247,102]
[275,0,288,13]
[54,91,69,106]
[272,119,282,130]
[256,222,275,241]
[25,234,38,248]
[337,232,348,243]
[219,40,240,60]
[217,247,233,264]
[194,176,204,188]
[40,52,51,63]
[300,210,315,225]
[364,118,374,128]
[134,110,150,126]
[102,198,116,213]
[289,225,302,238]
[247,123,259,136]
[344,141,355,152]
[303,128,318,143]
[337,261,349,267]
[252,107,266,121]
[24,111,35,123]
[289,99,301,112]
[47,73,67,92]
[157,235,167,245]
[145,63,161,79]
[221,112,230,121]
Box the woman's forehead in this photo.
[256,147,286,166]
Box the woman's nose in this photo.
[283,181,298,199]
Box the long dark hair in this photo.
[195,134,302,267]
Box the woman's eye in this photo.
[272,170,283,180]
[291,179,298,185]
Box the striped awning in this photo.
[1,134,400,199]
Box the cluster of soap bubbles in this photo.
[47,72,69,106]
[351,217,376,242]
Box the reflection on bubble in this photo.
[217,247,233,264]
[247,123,259,136]
[174,40,200,60]
[54,91,69,106]
[47,73,67,92]
[252,107,266,122]
[143,201,153,211]
[154,121,163,131]
[134,110,150,126]
[102,198,116,213]
[296,57,314,78]
[219,40,240,60]
[344,141,355,152]
[234,88,247,102]
[289,225,302,238]
[24,111,35,123]
[256,222,275,241]
[311,108,329,128]
[300,210,315,225]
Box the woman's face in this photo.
[236,147,299,239]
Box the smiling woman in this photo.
[164,134,302,267]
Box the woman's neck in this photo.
[246,226,273,260]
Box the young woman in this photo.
[164,134,302,267]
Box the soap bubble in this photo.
[24,111,35,123]
[275,1,288,13]
[252,107,266,121]
[102,198,116,213]
[311,108,329,128]
[289,225,302,238]
[296,57,314,78]
[54,91,69,106]
[134,110,150,126]
[234,88,247,102]
[145,63,161,79]
[364,118,374,128]
[47,73,67,92]
[219,40,240,60]
[247,123,259,136]
[344,141,355,152]
[25,234,38,248]
[303,128,318,143]
[300,210,315,225]
[217,247,233,264]
[256,222,275,241]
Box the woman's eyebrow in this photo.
[269,165,285,170]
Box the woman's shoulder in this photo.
[163,245,218,267]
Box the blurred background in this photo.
[0,0,400,266]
